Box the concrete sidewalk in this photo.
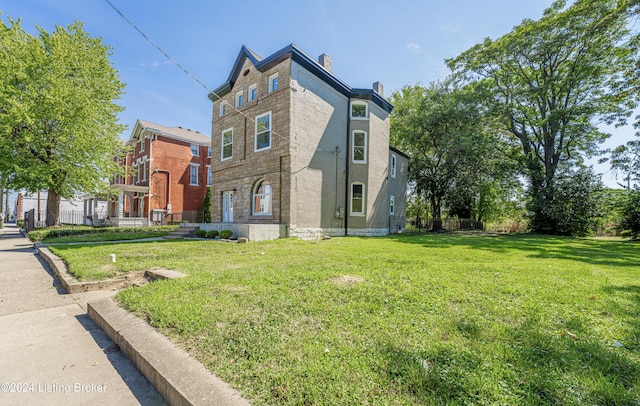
[0,223,166,406]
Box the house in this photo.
[108,119,211,226]
[16,190,104,226]
[206,44,408,240]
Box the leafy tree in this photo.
[604,133,640,190]
[0,18,125,226]
[390,81,511,230]
[447,0,640,234]
[617,188,640,238]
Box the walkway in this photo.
[0,223,166,405]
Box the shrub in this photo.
[617,189,640,239]
[17,220,24,228]
[220,229,233,239]
[206,230,218,238]
[194,229,207,238]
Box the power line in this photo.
[103,0,338,154]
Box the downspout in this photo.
[147,131,153,223]
[345,96,351,236]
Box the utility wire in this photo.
[103,0,339,155]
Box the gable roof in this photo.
[208,44,393,114]
[131,119,210,146]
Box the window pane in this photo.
[253,181,272,214]
[353,131,366,162]
[352,103,367,117]
[256,114,271,150]
[352,183,364,214]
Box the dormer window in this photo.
[351,101,368,119]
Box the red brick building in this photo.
[108,119,211,226]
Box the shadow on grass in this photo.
[387,233,640,268]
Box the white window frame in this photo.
[252,180,272,216]
[219,101,227,117]
[351,182,365,216]
[207,146,211,158]
[350,101,369,119]
[255,112,272,152]
[190,144,199,156]
[189,163,199,186]
[390,195,395,215]
[139,134,145,152]
[142,156,148,181]
[352,130,367,164]
[221,128,233,161]
[268,73,279,93]
[235,90,244,108]
[391,154,397,178]
[248,84,257,102]
[207,165,212,186]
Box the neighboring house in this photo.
[207,44,408,239]
[108,119,211,226]
[16,190,104,226]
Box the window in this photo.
[255,112,272,151]
[351,101,368,119]
[219,102,227,117]
[391,154,397,178]
[207,166,212,186]
[207,146,211,158]
[268,73,279,93]
[221,128,233,160]
[190,144,199,156]
[235,90,244,108]
[139,134,145,152]
[390,195,395,215]
[248,84,257,102]
[351,183,365,215]
[142,157,147,181]
[352,130,367,163]
[253,180,272,215]
[190,164,199,186]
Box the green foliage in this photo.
[603,133,640,190]
[0,18,126,225]
[617,189,640,239]
[201,188,212,223]
[206,229,219,239]
[447,0,640,234]
[194,229,207,238]
[220,229,233,239]
[50,234,640,404]
[28,225,177,242]
[390,82,515,228]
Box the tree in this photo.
[201,187,212,223]
[549,167,603,236]
[604,133,640,190]
[0,18,125,226]
[617,189,640,239]
[390,81,511,230]
[447,0,640,234]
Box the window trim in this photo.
[235,90,244,108]
[189,163,200,186]
[390,195,395,215]
[268,73,279,93]
[255,112,272,152]
[190,143,199,157]
[391,153,397,178]
[350,182,365,216]
[350,101,369,119]
[252,179,273,216]
[206,165,212,186]
[221,127,233,161]
[248,84,257,102]
[352,130,368,164]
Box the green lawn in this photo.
[52,234,640,404]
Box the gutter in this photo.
[345,96,351,236]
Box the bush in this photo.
[28,225,179,242]
[617,189,640,239]
[17,219,24,228]
[220,229,233,239]
[206,230,218,238]
[194,229,207,238]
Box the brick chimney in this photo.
[373,81,384,97]
[318,54,333,73]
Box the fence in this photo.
[24,209,108,229]
[161,210,208,225]
[406,218,485,234]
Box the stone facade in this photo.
[209,45,407,239]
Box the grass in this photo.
[51,233,640,404]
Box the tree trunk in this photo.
[45,189,61,227]
[430,195,443,232]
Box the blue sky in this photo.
[2,0,635,188]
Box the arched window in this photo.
[253,180,272,215]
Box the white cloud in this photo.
[406,42,422,54]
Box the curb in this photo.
[88,297,250,406]
[37,246,140,293]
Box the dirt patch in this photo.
[328,275,365,286]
